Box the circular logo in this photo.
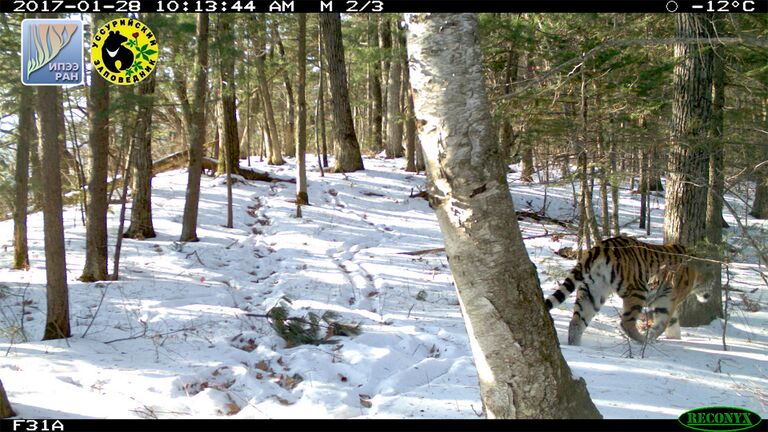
[91,18,158,85]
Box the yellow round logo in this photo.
[91,18,158,85]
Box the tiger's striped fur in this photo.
[644,262,711,340]
[544,236,695,345]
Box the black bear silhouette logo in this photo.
[102,31,134,73]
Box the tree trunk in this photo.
[368,15,383,152]
[385,23,403,158]
[499,47,519,163]
[272,19,296,157]
[124,73,157,240]
[521,148,534,182]
[320,13,364,173]
[701,28,726,319]
[403,31,417,173]
[380,17,392,144]
[253,14,283,165]
[216,16,240,178]
[38,86,71,340]
[13,83,33,270]
[318,23,329,169]
[639,148,648,230]
[54,88,76,190]
[753,153,768,218]
[609,139,620,235]
[179,13,210,243]
[0,379,14,418]
[750,104,768,218]
[664,13,722,327]
[296,14,309,206]
[406,13,601,419]
[81,56,111,281]
[217,15,238,228]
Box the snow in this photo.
[0,156,766,419]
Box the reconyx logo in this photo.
[91,18,158,85]
[679,406,763,432]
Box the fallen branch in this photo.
[82,283,110,338]
[104,327,194,344]
[516,210,573,228]
[399,247,445,256]
[409,188,429,200]
[185,250,206,266]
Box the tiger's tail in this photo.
[545,265,583,310]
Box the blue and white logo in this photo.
[21,19,84,86]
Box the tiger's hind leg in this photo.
[568,284,609,346]
[619,284,650,343]
[647,282,675,341]
[664,310,681,339]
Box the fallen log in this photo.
[153,151,294,183]
[238,166,295,183]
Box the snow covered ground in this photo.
[0,156,765,419]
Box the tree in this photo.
[179,14,210,242]
[272,19,296,157]
[12,82,33,270]
[752,145,768,219]
[0,379,14,418]
[367,15,383,152]
[80,53,111,281]
[123,73,157,240]
[750,99,768,219]
[217,14,238,228]
[296,14,309,206]
[663,13,722,326]
[406,13,601,419]
[402,30,418,173]
[37,86,71,340]
[385,21,403,159]
[379,17,392,143]
[253,14,283,165]
[316,23,329,169]
[320,13,365,173]
[122,14,159,241]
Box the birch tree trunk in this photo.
[406,13,601,419]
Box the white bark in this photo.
[406,13,601,419]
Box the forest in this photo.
[0,12,766,421]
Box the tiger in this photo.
[544,235,708,346]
